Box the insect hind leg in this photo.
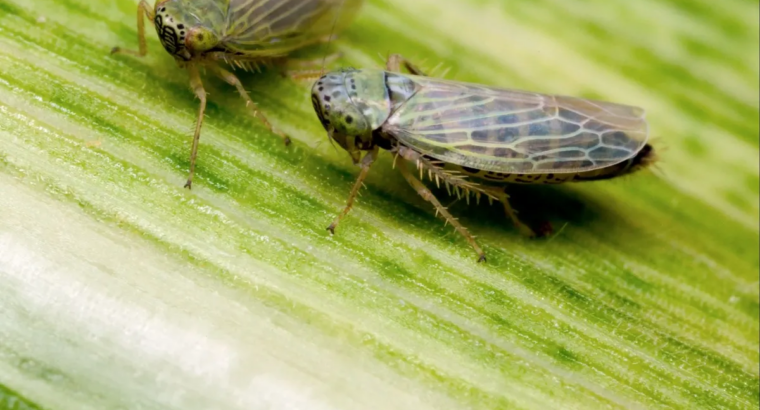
[280,53,344,81]
[483,187,547,238]
[397,157,486,262]
[396,146,544,239]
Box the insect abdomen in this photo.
[445,143,656,185]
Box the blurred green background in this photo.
[0,0,757,409]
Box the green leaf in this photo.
[0,0,757,409]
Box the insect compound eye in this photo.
[311,94,330,129]
[154,14,181,55]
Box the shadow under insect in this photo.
[357,156,597,236]
[428,181,596,237]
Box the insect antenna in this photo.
[318,0,350,76]
[325,126,341,155]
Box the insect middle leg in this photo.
[327,147,379,234]
[209,64,291,145]
[386,54,427,76]
[479,187,539,238]
[396,157,486,262]
[110,0,153,57]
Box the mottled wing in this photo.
[222,0,362,56]
[385,75,649,174]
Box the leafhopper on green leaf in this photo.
[311,55,655,261]
[112,0,362,188]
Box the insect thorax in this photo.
[340,69,418,133]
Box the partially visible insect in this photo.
[112,0,363,188]
[311,54,655,261]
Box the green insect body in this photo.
[311,55,654,261]
[112,0,363,188]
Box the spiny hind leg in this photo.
[185,64,207,189]
[327,147,379,234]
[397,157,486,262]
[396,146,541,238]
[285,69,329,82]
[111,0,153,57]
[481,186,543,238]
[209,64,291,145]
[279,52,343,80]
[285,53,342,69]
[395,146,491,204]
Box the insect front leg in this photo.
[185,64,207,189]
[209,64,291,146]
[327,147,379,234]
[397,158,486,262]
[111,0,154,57]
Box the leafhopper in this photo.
[311,55,655,261]
[112,0,362,188]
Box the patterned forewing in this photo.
[222,0,362,56]
[385,75,649,173]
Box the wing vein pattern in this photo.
[221,0,362,56]
[385,74,648,174]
